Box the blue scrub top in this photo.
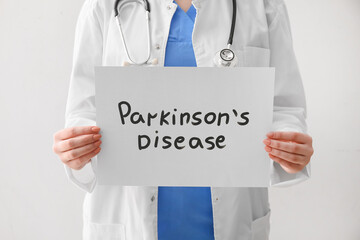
[158,2,215,240]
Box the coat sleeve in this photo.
[265,0,311,187]
[63,0,104,193]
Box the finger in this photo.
[67,147,101,170]
[61,140,102,162]
[266,131,311,144]
[264,146,305,164]
[54,126,100,141]
[263,139,307,155]
[268,153,303,174]
[56,134,102,153]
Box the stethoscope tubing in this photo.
[115,0,152,65]
[227,0,236,46]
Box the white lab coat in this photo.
[64,0,311,239]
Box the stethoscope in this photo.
[114,0,238,67]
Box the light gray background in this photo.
[0,0,359,239]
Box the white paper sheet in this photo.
[95,67,274,187]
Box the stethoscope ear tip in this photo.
[122,58,158,67]
[150,58,158,65]
[122,61,131,67]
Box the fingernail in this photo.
[263,139,271,145]
[94,140,101,146]
[266,132,275,138]
[95,147,101,153]
[266,132,274,138]
[92,126,100,132]
[93,134,101,140]
[264,146,272,152]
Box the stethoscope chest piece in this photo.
[214,48,239,67]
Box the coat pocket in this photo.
[243,46,271,67]
[251,209,271,240]
[83,221,126,240]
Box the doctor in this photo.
[52,0,314,239]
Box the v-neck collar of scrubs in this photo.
[173,0,196,23]
[163,0,198,66]
[166,1,197,44]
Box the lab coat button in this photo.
[155,44,160,50]
[151,195,155,202]
[167,5,172,10]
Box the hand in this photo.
[53,126,102,170]
[263,131,314,174]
